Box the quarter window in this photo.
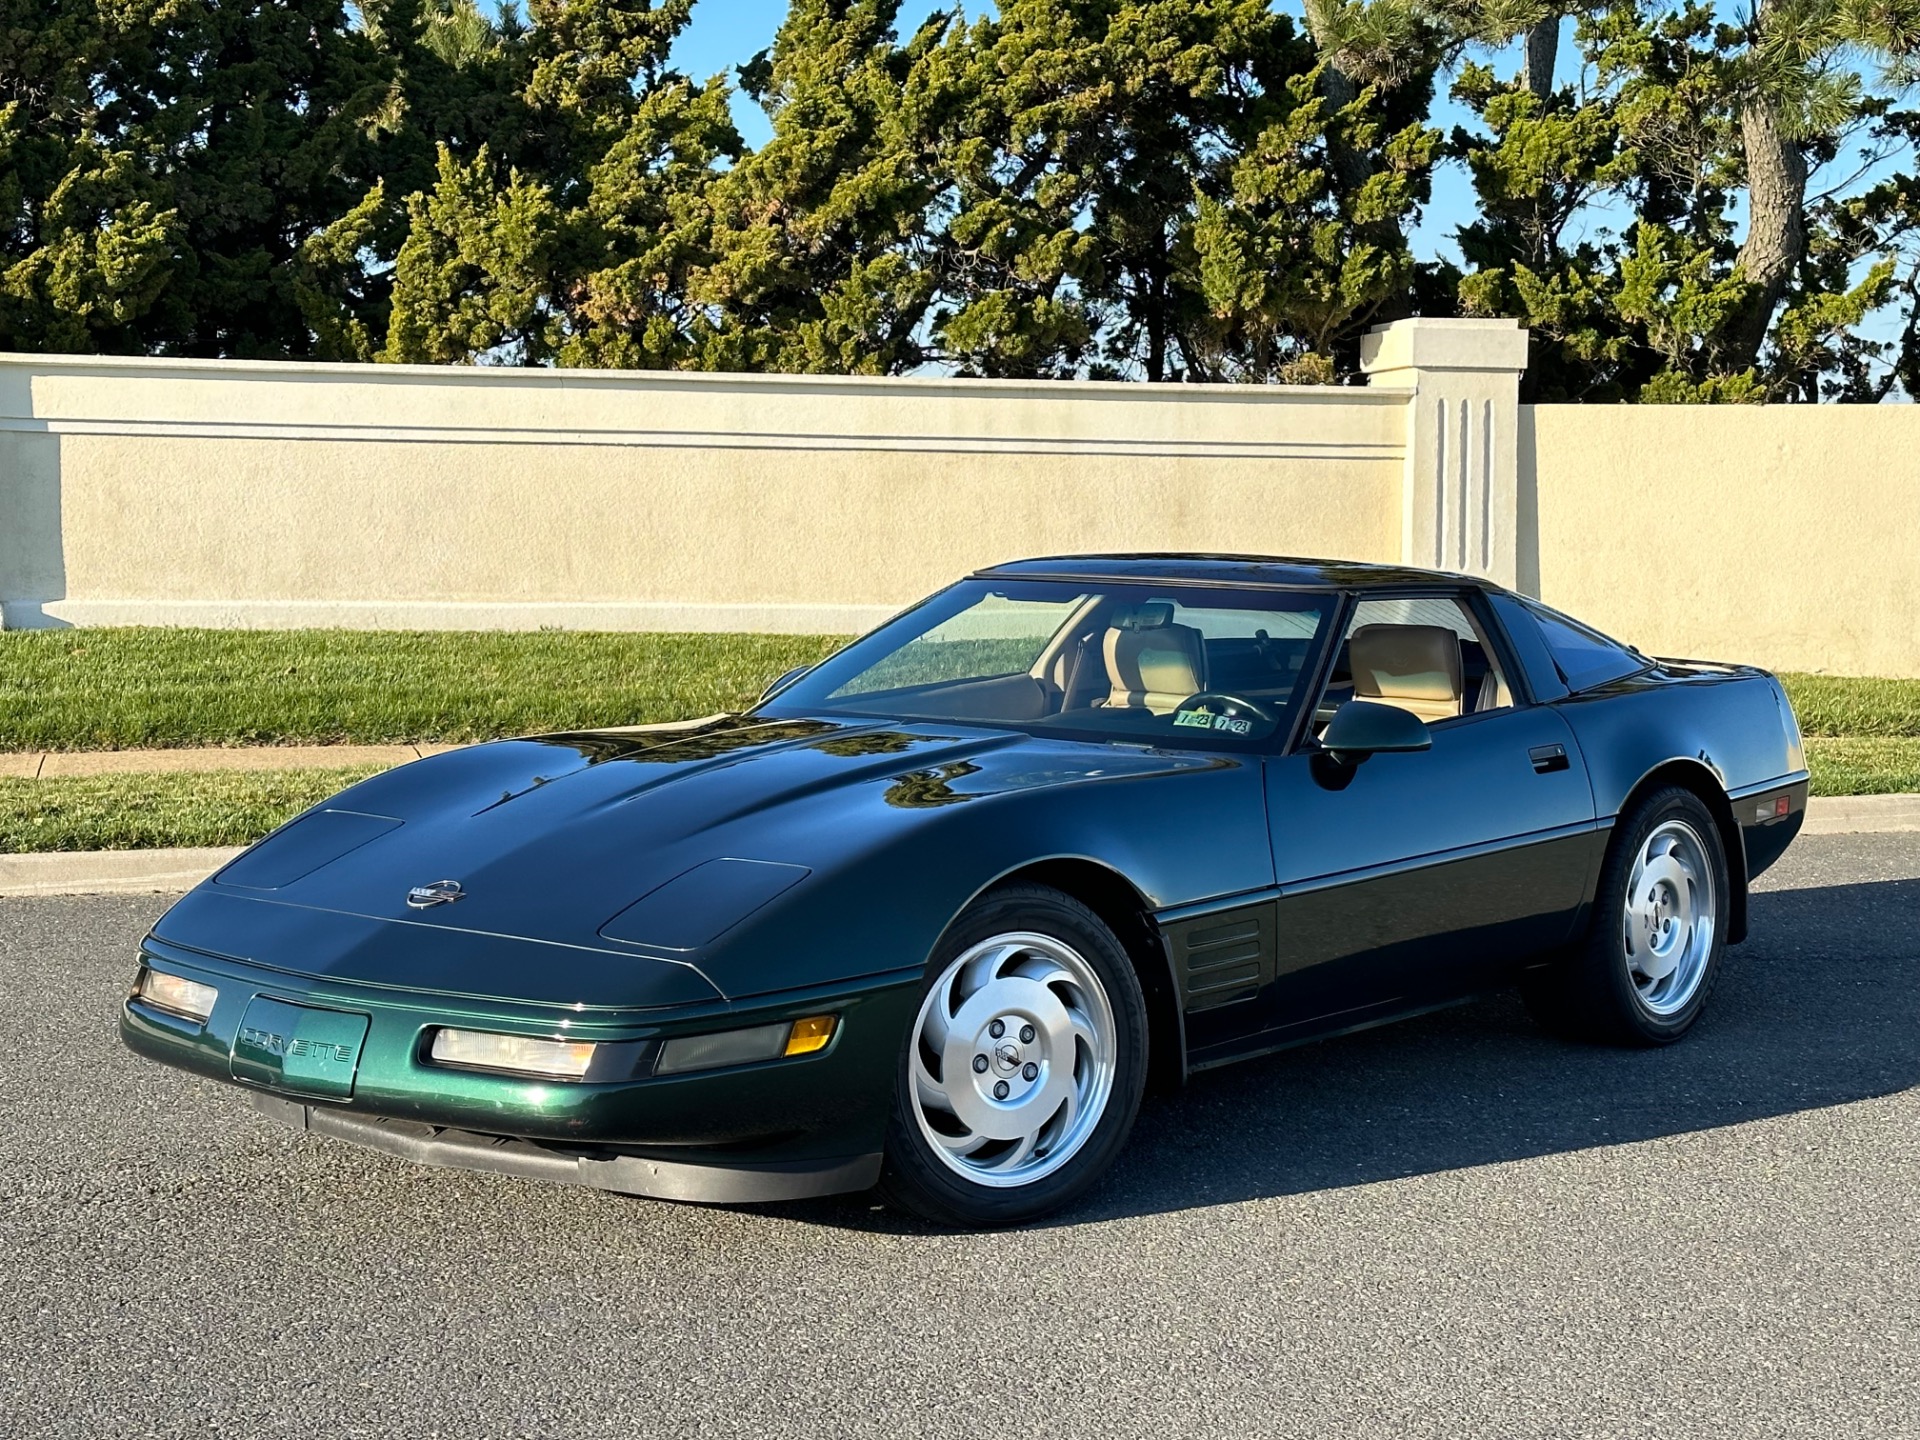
[1520,600,1646,693]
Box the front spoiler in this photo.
[252,1092,883,1204]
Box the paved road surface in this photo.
[2,834,1915,1438]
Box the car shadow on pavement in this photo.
[767,875,1920,1233]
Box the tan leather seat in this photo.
[1349,624,1463,722]
[1102,611,1206,715]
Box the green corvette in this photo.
[123,556,1808,1225]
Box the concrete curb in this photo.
[0,744,457,780]
[3,794,1916,900]
[1797,793,1920,835]
[0,847,243,899]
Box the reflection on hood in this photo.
[884,761,984,809]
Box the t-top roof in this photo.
[974,553,1502,591]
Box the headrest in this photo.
[1110,602,1174,631]
[1349,624,1463,704]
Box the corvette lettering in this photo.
[238,1027,355,1065]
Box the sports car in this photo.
[122,556,1809,1226]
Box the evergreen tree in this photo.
[377,0,739,365]
[4,0,1917,394]
[128,1,394,357]
[1451,0,1910,400]
[689,0,952,374]
[1,3,181,353]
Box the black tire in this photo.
[876,884,1149,1227]
[1523,786,1731,1046]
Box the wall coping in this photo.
[1360,318,1529,378]
[0,350,1416,407]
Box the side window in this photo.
[1520,600,1646,693]
[1320,594,1512,726]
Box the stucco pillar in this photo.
[1360,318,1529,588]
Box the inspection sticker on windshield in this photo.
[1175,709,1252,736]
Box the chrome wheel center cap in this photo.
[992,1042,1022,1075]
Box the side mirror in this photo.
[760,665,811,702]
[1320,700,1432,763]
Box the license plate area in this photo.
[230,997,369,1099]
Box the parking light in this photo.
[430,1029,598,1080]
[656,1014,838,1076]
[784,1015,837,1056]
[136,970,219,1022]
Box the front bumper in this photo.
[250,1093,882,1203]
[121,933,919,1197]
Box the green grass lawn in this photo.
[1779,673,1920,738]
[1802,737,1920,798]
[0,634,1914,853]
[1778,673,1920,796]
[0,628,845,751]
[0,768,384,853]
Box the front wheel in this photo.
[876,885,1148,1227]
[1524,786,1731,1046]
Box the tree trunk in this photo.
[1520,17,1558,105]
[1726,96,1807,371]
[1301,0,1373,199]
[1145,258,1167,383]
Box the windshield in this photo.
[759,579,1338,749]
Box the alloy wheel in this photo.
[1621,818,1718,1016]
[907,931,1117,1188]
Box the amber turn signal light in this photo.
[783,1015,837,1057]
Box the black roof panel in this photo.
[974,553,1501,591]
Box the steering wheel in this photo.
[1170,692,1278,738]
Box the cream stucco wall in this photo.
[0,355,1405,634]
[5,328,1917,678]
[1527,405,1920,676]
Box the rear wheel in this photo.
[877,885,1147,1227]
[1524,786,1730,1046]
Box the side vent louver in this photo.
[1168,902,1277,1011]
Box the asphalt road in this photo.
[2,835,1915,1439]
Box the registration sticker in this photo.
[1174,708,1253,736]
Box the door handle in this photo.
[1529,743,1570,774]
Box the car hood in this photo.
[151,714,1236,1005]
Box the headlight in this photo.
[136,969,219,1022]
[430,1029,599,1081]
[655,1014,838,1076]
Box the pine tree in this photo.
[933,0,1438,381]
[0,2,181,352]
[377,0,739,366]
[689,0,954,374]
[1451,0,1911,400]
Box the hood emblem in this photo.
[406,879,466,910]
